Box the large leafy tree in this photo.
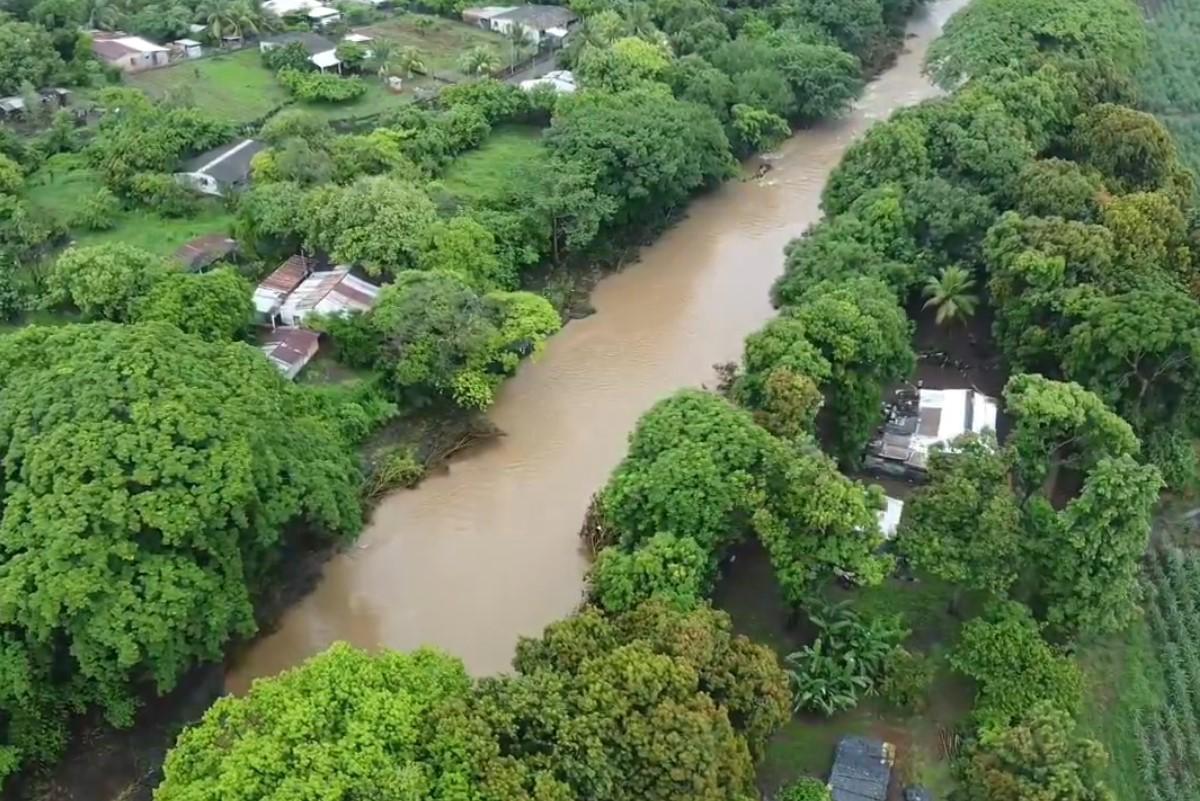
[950,602,1083,730]
[1070,104,1192,200]
[1062,286,1200,433]
[0,20,66,95]
[545,86,734,229]
[303,176,438,278]
[589,533,712,614]
[786,276,915,466]
[367,270,560,410]
[958,701,1114,801]
[924,0,1145,88]
[135,268,253,342]
[507,602,791,763]
[822,113,931,216]
[897,434,1024,598]
[46,243,170,321]
[1038,455,1162,638]
[0,323,361,776]
[156,644,513,801]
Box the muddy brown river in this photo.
[228,0,967,690]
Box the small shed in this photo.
[308,5,341,26]
[173,38,202,58]
[175,138,266,197]
[174,234,238,271]
[310,49,342,72]
[278,269,381,326]
[260,327,320,380]
[829,736,893,801]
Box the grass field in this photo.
[27,154,234,259]
[362,13,530,80]
[126,45,418,126]
[440,124,545,202]
[713,544,973,798]
[127,48,289,124]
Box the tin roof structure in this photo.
[829,736,893,801]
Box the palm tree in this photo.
[86,0,123,31]
[922,265,979,326]
[391,46,425,78]
[196,0,274,44]
[458,45,500,77]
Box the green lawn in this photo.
[362,13,531,80]
[27,154,234,259]
[127,48,289,124]
[713,547,973,797]
[440,124,545,203]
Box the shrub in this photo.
[366,446,425,497]
[879,647,935,713]
[262,41,312,73]
[779,777,832,801]
[277,68,368,103]
[73,187,121,231]
[785,599,908,716]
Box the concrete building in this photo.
[463,4,578,45]
[91,34,170,72]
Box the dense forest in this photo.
[0,0,1197,798]
[1138,0,1200,177]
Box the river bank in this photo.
[227,0,969,691]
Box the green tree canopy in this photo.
[134,268,253,341]
[156,644,512,801]
[46,243,170,321]
[0,323,361,776]
[366,270,560,410]
[924,0,1145,88]
[0,20,66,95]
[304,176,438,277]
[897,433,1024,597]
[950,602,1083,730]
[589,533,712,614]
[957,701,1113,801]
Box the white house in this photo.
[91,34,170,72]
[172,38,202,58]
[864,387,999,479]
[463,5,578,45]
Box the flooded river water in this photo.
[228,0,967,690]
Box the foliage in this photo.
[365,446,425,497]
[589,533,711,614]
[957,701,1114,801]
[784,599,908,716]
[1014,158,1104,222]
[878,647,935,713]
[277,68,368,103]
[778,777,832,801]
[458,45,500,77]
[1070,104,1190,199]
[1038,455,1162,638]
[134,268,253,341]
[924,0,1146,88]
[0,155,24,197]
[130,172,198,217]
[366,270,560,410]
[261,41,311,73]
[304,176,438,277]
[0,323,362,780]
[0,20,66,95]
[73,187,121,231]
[950,602,1083,730]
[46,242,169,320]
[509,602,792,764]
[921,265,978,325]
[897,433,1023,598]
[156,644,501,801]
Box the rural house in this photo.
[863,387,999,480]
[174,138,266,197]
[260,327,321,380]
[463,4,579,45]
[91,33,170,72]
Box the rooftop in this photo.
[308,5,340,17]
[174,234,238,270]
[494,4,579,28]
[254,255,314,315]
[260,327,320,378]
[281,269,381,317]
[311,49,341,69]
[830,736,893,801]
[180,138,267,184]
[92,35,168,60]
[263,0,321,15]
[866,388,998,474]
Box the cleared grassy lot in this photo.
[440,124,545,203]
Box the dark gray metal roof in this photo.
[494,4,578,29]
[829,737,892,801]
[181,139,267,184]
